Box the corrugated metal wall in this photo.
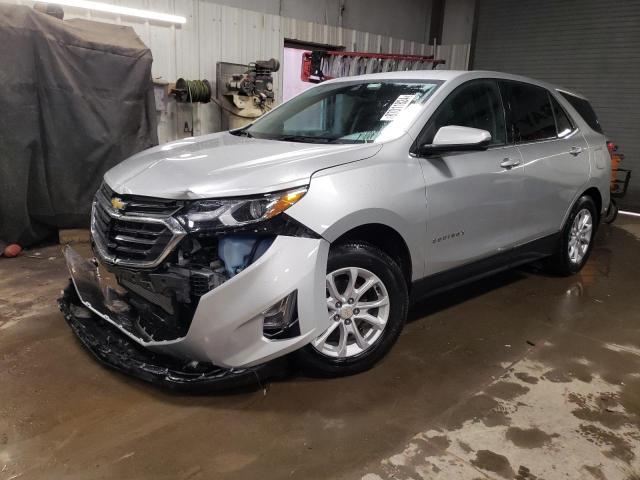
[472,0,640,208]
[8,0,470,143]
[205,0,436,44]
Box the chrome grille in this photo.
[92,184,186,268]
[96,183,182,217]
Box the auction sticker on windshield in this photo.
[380,94,417,121]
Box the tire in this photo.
[603,200,618,224]
[296,242,409,377]
[546,195,598,276]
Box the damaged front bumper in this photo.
[58,282,277,392]
[59,234,330,389]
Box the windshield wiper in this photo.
[277,135,341,144]
[230,128,253,138]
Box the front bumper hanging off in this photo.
[58,283,282,393]
[58,283,280,393]
[58,236,330,392]
[57,247,281,393]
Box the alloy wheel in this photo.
[568,208,593,264]
[312,267,390,358]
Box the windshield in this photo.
[239,80,442,144]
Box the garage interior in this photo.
[0,1,639,479]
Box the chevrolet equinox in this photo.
[60,70,610,390]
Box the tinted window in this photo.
[550,95,574,138]
[419,79,506,146]
[501,81,556,143]
[559,91,603,133]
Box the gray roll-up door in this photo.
[472,0,640,209]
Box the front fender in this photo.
[286,152,428,280]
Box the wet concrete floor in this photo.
[0,218,639,480]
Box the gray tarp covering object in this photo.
[0,5,158,246]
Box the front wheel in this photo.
[295,242,408,377]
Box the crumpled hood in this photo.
[104,131,382,199]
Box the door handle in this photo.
[500,158,521,169]
[569,146,583,156]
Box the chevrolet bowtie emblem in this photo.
[111,197,126,210]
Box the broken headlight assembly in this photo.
[177,187,308,233]
[171,188,312,340]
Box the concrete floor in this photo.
[1,219,639,480]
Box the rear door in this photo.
[500,81,589,241]
[558,91,610,213]
[416,79,525,275]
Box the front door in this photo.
[414,79,525,275]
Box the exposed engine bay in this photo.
[109,233,275,342]
[90,183,314,346]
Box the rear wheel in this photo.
[546,195,597,276]
[603,199,618,224]
[296,242,408,377]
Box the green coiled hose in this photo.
[174,78,212,103]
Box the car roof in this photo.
[321,69,467,84]
[322,69,572,95]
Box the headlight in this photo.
[178,187,307,232]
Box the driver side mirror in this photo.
[416,126,492,156]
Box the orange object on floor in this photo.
[3,244,22,258]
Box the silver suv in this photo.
[61,70,610,389]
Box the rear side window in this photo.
[418,79,506,146]
[550,95,574,138]
[501,81,556,143]
[558,91,603,133]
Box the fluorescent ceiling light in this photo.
[41,0,186,24]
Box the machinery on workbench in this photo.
[216,58,280,130]
[301,50,446,83]
[168,58,280,134]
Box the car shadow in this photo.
[407,267,530,323]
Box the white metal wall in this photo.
[185,0,436,44]
[8,0,470,143]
